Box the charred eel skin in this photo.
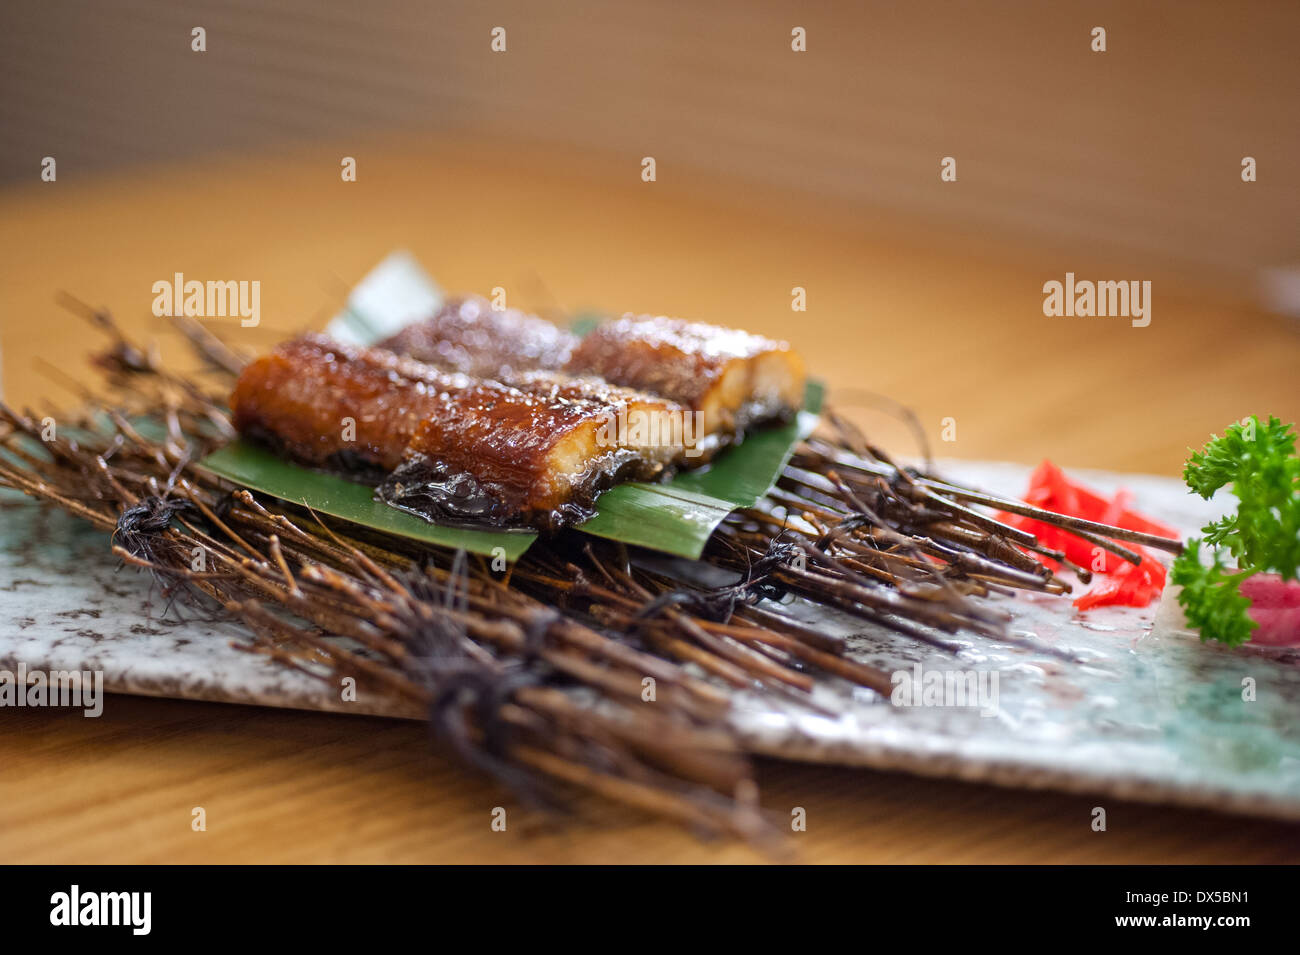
[229,336,673,530]
[380,297,807,440]
[377,296,578,379]
[564,314,806,437]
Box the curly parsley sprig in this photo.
[1171,416,1300,645]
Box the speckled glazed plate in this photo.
[4,460,1299,822]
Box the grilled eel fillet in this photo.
[377,297,806,441]
[376,296,577,379]
[229,336,687,528]
[566,314,806,439]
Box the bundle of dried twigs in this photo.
[0,304,1181,845]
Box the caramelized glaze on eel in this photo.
[379,297,807,439]
[230,336,683,529]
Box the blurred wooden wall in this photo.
[2,0,1297,299]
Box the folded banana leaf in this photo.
[198,440,538,561]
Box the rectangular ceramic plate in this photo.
[5,460,1300,821]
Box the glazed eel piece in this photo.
[377,297,807,442]
[567,314,807,439]
[229,336,687,529]
[376,296,578,379]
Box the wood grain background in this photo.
[3,0,1298,298]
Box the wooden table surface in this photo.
[1,137,1298,863]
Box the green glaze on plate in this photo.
[9,464,1300,820]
